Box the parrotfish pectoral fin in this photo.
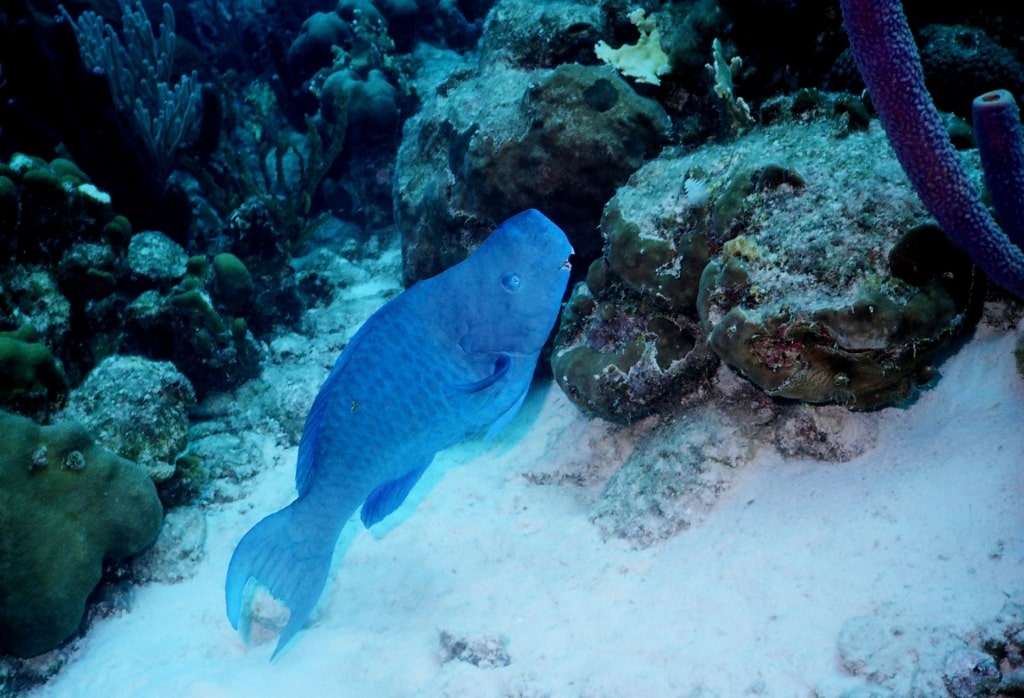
[360,461,431,528]
[485,385,529,441]
[225,504,336,659]
[451,354,511,393]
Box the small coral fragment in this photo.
[595,9,671,86]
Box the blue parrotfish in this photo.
[225,209,572,658]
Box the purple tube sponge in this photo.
[838,0,1024,299]
[974,90,1024,252]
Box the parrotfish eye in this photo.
[501,272,522,292]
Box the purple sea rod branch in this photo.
[838,0,1024,299]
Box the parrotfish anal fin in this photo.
[451,353,511,394]
[360,461,432,528]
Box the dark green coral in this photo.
[0,411,162,657]
[0,325,67,401]
[211,253,254,315]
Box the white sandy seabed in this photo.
[27,314,1024,697]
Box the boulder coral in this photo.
[0,411,162,657]
[62,355,196,487]
[695,112,983,408]
[553,259,717,423]
[554,100,984,416]
[551,132,721,422]
[479,0,606,69]
[395,61,669,285]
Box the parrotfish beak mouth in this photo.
[561,260,572,271]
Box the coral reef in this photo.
[0,0,1020,687]
[126,230,189,288]
[0,411,162,657]
[210,253,255,316]
[553,270,717,422]
[0,0,194,238]
[62,0,200,178]
[0,152,267,399]
[122,253,265,397]
[550,135,719,421]
[0,153,116,266]
[916,23,1024,116]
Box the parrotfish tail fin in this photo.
[225,505,336,659]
